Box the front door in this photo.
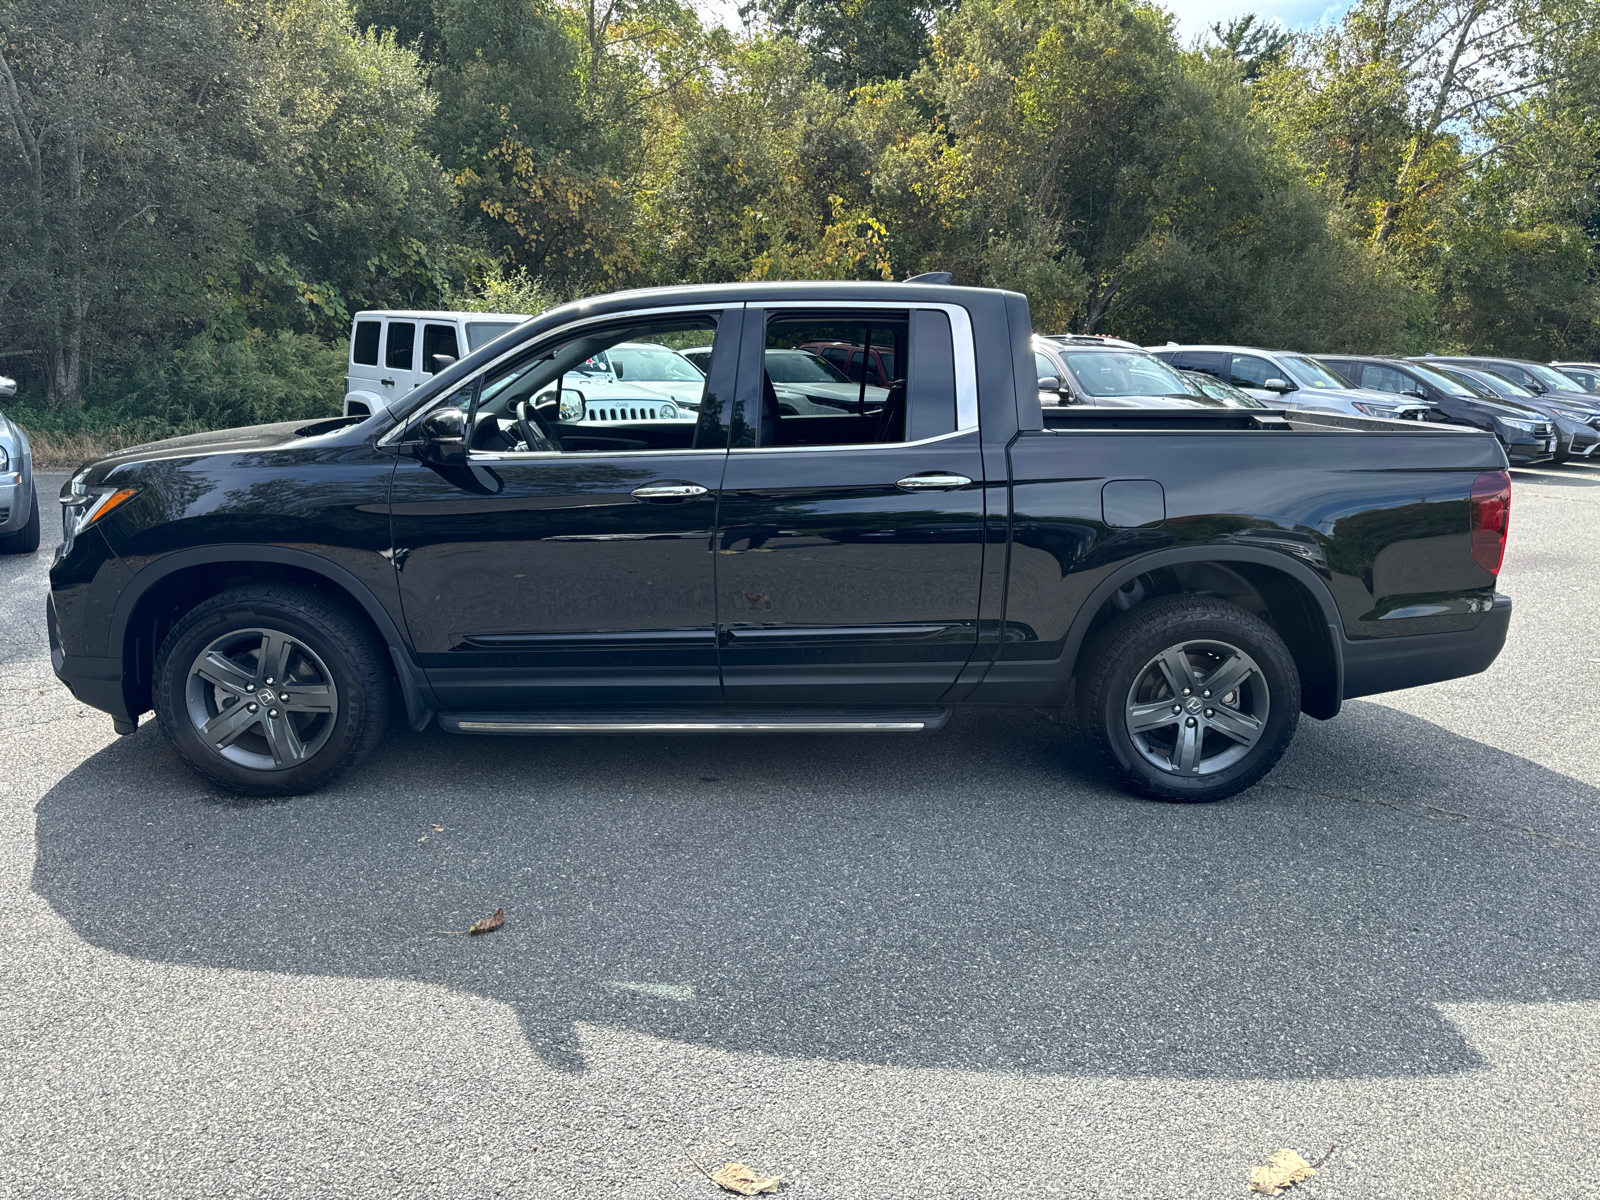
[715,304,987,704]
[389,306,740,710]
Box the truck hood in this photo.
[76,417,363,481]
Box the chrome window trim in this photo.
[472,447,729,462]
[377,302,743,448]
[753,300,979,436]
[728,427,978,454]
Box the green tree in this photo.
[751,0,954,88]
[0,0,261,408]
[1208,14,1290,82]
[230,0,461,338]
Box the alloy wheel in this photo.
[1123,639,1270,776]
[184,627,339,771]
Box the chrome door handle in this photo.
[896,472,972,491]
[630,483,709,500]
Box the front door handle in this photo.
[895,472,972,491]
[631,483,709,500]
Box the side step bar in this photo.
[438,707,952,735]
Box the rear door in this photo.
[716,303,986,704]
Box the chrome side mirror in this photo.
[1263,378,1293,392]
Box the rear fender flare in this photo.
[1059,546,1345,719]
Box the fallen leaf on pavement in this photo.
[468,908,504,936]
[709,1162,782,1195]
[1249,1149,1316,1195]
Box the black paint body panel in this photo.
[46,281,1515,730]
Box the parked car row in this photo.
[1023,334,1600,469]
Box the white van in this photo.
[343,310,531,417]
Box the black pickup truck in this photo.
[48,281,1513,802]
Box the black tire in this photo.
[154,584,392,796]
[1076,594,1300,803]
[0,490,39,554]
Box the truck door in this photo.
[388,306,739,710]
[380,318,427,399]
[717,304,985,703]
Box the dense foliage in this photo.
[3,0,1599,444]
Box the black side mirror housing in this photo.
[420,407,467,465]
[1402,389,1427,400]
[1038,375,1062,391]
[432,354,457,372]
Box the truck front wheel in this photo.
[1077,595,1300,803]
[153,585,392,796]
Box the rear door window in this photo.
[1179,351,1226,377]
[352,321,380,366]
[385,321,416,371]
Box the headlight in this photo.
[1352,402,1406,418]
[1501,418,1537,432]
[0,444,9,471]
[60,476,140,543]
[659,400,679,420]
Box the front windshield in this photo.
[465,321,517,351]
[1523,361,1587,392]
[765,349,851,384]
[1457,367,1533,397]
[1064,351,1190,397]
[1279,355,1351,390]
[1407,363,1478,397]
[606,345,704,382]
[1186,372,1267,407]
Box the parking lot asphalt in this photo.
[2,465,1598,1200]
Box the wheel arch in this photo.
[112,546,422,720]
[1061,547,1344,720]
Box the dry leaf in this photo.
[468,908,504,936]
[709,1162,781,1195]
[1249,1149,1316,1195]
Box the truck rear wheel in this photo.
[154,585,392,796]
[1077,595,1300,803]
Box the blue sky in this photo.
[694,0,1354,48]
[1166,0,1351,44]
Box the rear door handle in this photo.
[379,377,395,386]
[896,472,973,491]
[631,483,709,500]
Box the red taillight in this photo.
[1469,470,1511,575]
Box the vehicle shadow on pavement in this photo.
[30,702,1600,1080]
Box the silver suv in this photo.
[1148,345,1433,420]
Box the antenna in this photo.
[903,272,953,285]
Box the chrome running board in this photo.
[439,707,951,735]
